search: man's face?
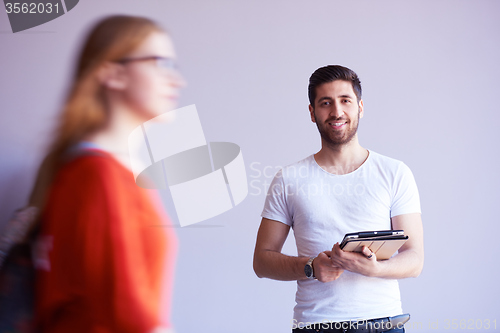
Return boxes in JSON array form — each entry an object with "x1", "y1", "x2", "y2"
[{"x1": 309, "y1": 80, "x2": 364, "y2": 147}]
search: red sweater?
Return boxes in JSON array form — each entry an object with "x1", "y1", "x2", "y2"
[{"x1": 35, "y1": 150, "x2": 177, "y2": 333}]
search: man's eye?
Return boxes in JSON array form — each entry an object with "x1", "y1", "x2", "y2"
[
  {"x1": 322, "y1": 101, "x2": 330, "y2": 106},
  {"x1": 342, "y1": 99, "x2": 350, "y2": 103}
]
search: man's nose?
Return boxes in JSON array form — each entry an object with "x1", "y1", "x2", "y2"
[{"x1": 329, "y1": 102, "x2": 344, "y2": 119}]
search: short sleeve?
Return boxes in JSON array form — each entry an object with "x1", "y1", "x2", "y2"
[
  {"x1": 390, "y1": 163, "x2": 421, "y2": 218},
  {"x1": 261, "y1": 170, "x2": 293, "y2": 226}
]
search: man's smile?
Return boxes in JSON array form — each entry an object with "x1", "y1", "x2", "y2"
[{"x1": 328, "y1": 121, "x2": 347, "y2": 129}]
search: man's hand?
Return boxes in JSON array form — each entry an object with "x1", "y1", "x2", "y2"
[
  {"x1": 254, "y1": 218, "x2": 345, "y2": 281},
  {"x1": 330, "y1": 243, "x2": 380, "y2": 277},
  {"x1": 313, "y1": 251, "x2": 344, "y2": 282},
  {"x1": 330, "y1": 213, "x2": 425, "y2": 279}
]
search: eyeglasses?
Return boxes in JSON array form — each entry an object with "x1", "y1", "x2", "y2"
[{"x1": 116, "y1": 56, "x2": 177, "y2": 70}]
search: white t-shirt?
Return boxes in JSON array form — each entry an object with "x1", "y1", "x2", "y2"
[{"x1": 261, "y1": 150, "x2": 421, "y2": 325}]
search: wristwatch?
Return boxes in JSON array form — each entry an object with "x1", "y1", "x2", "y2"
[{"x1": 304, "y1": 257, "x2": 316, "y2": 280}]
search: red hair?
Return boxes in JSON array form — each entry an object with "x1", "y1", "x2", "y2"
[{"x1": 28, "y1": 15, "x2": 164, "y2": 220}]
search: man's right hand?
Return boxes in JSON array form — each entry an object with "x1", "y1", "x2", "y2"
[
  {"x1": 254, "y1": 218, "x2": 344, "y2": 282},
  {"x1": 313, "y1": 251, "x2": 344, "y2": 282}
]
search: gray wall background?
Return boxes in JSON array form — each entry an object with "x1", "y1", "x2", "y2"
[{"x1": 1, "y1": 1, "x2": 499, "y2": 332}]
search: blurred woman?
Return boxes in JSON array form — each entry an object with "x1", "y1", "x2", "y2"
[{"x1": 29, "y1": 15, "x2": 184, "y2": 333}]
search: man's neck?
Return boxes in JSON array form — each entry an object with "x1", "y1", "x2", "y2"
[{"x1": 314, "y1": 137, "x2": 369, "y2": 175}]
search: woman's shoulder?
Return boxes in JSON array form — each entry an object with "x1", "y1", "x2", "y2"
[{"x1": 56, "y1": 150, "x2": 134, "y2": 189}]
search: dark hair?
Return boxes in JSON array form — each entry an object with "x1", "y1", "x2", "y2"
[{"x1": 308, "y1": 65, "x2": 362, "y2": 107}]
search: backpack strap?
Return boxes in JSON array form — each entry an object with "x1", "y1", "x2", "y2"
[
  {"x1": 0, "y1": 207, "x2": 38, "y2": 268},
  {"x1": 0, "y1": 143, "x2": 108, "y2": 268}
]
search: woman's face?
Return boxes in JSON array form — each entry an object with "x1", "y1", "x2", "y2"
[{"x1": 119, "y1": 31, "x2": 184, "y2": 121}]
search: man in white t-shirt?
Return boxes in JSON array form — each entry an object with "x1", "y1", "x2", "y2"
[{"x1": 253, "y1": 65, "x2": 423, "y2": 333}]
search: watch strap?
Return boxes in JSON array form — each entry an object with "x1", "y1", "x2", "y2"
[{"x1": 305, "y1": 256, "x2": 316, "y2": 280}]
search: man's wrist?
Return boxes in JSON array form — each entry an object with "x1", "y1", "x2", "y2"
[
  {"x1": 366, "y1": 258, "x2": 383, "y2": 277},
  {"x1": 304, "y1": 256, "x2": 316, "y2": 279}
]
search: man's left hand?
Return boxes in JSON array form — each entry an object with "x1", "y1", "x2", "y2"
[{"x1": 330, "y1": 243, "x2": 380, "y2": 277}]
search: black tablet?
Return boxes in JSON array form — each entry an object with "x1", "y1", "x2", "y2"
[{"x1": 339, "y1": 230, "x2": 408, "y2": 260}]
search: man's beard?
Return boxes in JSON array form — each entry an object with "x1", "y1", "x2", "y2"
[{"x1": 314, "y1": 109, "x2": 361, "y2": 147}]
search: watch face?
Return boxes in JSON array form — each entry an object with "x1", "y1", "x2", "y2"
[{"x1": 304, "y1": 264, "x2": 313, "y2": 278}]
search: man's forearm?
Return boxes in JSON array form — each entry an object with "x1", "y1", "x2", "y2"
[
  {"x1": 253, "y1": 249, "x2": 309, "y2": 281},
  {"x1": 372, "y1": 213, "x2": 424, "y2": 279},
  {"x1": 372, "y1": 249, "x2": 423, "y2": 279}
]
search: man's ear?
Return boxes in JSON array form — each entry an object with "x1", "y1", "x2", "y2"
[
  {"x1": 309, "y1": 104, "x2": 316, "y2": 123},
  {"x1": 358, "y1": 99, "x2": 364, "y2": 119},
  {"x1": 96, "y1": 62, "x2": 127, "y2": 90}
]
